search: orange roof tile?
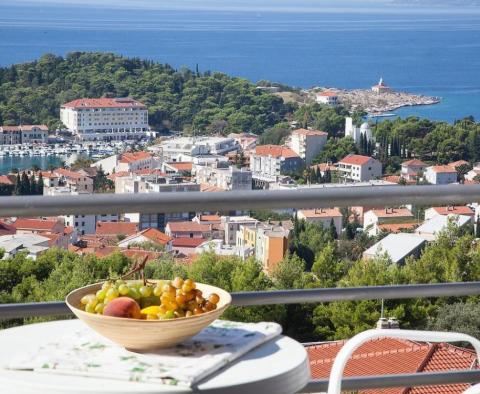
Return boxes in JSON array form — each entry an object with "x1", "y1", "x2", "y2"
[
  {"x1": 13, "y1": 218, "x2": 61, "y2": 232},
  {"x1": 0, "y1": 175, "x2": 13, "y2": 185},
  {"x1": 1, "y1": 124, "x2": 48, "y2": 132},
  {"x1": 378, "y1": 222, "x2": 419, "y2": 233},
  {"x1": 292, "y1": 128, "x2": 328, "y2": 137},
  {"x1": 197, "y1": 214, "x2": 222, "y2": 223},
  {"x1": 310, "y1": 163, "x2": 335, "y2": 172},
  {"x1": 402, "y1": 159, "x2": 427, "y2": 167},
  {"x1": 316, "y1": 90, "x2": 338, "y2": 97},
  {"x1": 0, "y1": 220, "x2": 16, "y2": 236},
  {"x1": 339, "y1": 154, "x2": 375, "y2": 166},
  {"x1": 107, "y1": 171, "x2": 130, "y2": 180},
  {"x1": 166, "y1": 162, "x2": 193, "y2": 172},
  {"x1": 139, "y1": 228, "x2": 172, "y2": 245},
  {"x1": 448, "y1": 160, "x2": 469, "y2": 168},
  {"x1": 431, "y1": 206, "x2": 474, "y2": 216},
  {"x1": 119, "y1": 151, "x2": 152, "y2": 164},
  {"x1": 96, "y1": 221, "x2": 138, "y2": 236},
  {"x1": 62, "y1": 98, "x2": 145, "y2": 109},
  {"x1": 429, "y1": 165, "x2": 457, "y2": 174},
  {"x1": 166, "y1": 222, "x2": 211, "y2": 233},
  {"x1": 255, "y1": 145, "x2": 300, "y2": 159},
  {"x1": 172, "y1": 237, "x2": 206, "y2": 248},
  {"x1": 306, "y1": 338, "x2": 477, "y2": 394},
  {"x1": 370, "y1": 208, "x2": 414, "y2": 218},
  {"x1": 54, "y1": 168, "x2": 85, "y2": 180},
  {"x1": 299, "y1": 208, "x2": 343, "y2": 218},
  {"x1": 200, "y1": 184, "x2": 225, "y2": 192}
]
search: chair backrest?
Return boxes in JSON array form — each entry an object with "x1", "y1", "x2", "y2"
[{"x1": 327, "y1": 329, "x2": 480, "y2": 394}]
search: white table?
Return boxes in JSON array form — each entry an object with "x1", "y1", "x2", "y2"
[{"x1": 0, "y1": 320, "x2": 310, "y2": 394}]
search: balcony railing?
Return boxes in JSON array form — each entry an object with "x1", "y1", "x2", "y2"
[{"x1": 2, "y1": 184, "x2": 480, "y2": 392}]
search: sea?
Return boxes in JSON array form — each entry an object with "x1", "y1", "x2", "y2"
[{"x1": 1, "y1": 2, "x2": 480, "y2": 122}]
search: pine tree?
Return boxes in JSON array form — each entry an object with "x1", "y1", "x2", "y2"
[
  {"x1": 29, "y1": 174, "x2": 37, "y2": 195},
  {"x1": 37, "y1": 173, "x2": 44, "y2": 195},
  {"x1": 324, "y1": 169, "x2": 332, "y2": 183},
  {"x1": 329, "y1": 218, "x2": 338, "y2": 240},
  {"x1": 476, "y1": 216, "x2": 480, "y2": 239},
  {"x1": 14, "y1": 173, "x2": 21, "y2": 195},
  {"x1": 20, "y1": 171, "x2": 30, "y2": 195},
  {"x1": 315, "y1": 167, "x2": 321, "y2": 183}
]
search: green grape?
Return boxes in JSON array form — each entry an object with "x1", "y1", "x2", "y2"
[
  {"x1": 164, "y1": 310, "x2": 175, "y2": 319},
  {"x1": 128, "y1": 287, "x2": 140, "y2": 300},
  {"x1": 81, "y1": 294, "x2": 96, "y2": 305},
  {"x1": 96, "y1": 289, "x2": 106, "y2": 301},
  {"x1": 153, "y1": 286, "x2": 162, "y2": 297},
  {"x1": 118, "y1": 284, "x2": 130, "y2": 296},
  {"x1": 115, "y1": 279, "x2": 125, "y2": 286},
  {"x1": 106, "y1": 288, "x2": 119, "y2": 301},
  {"x1": 139, "y1": 286, "x2": 152, "y2": 297},
  {"x1": 95, "y1": 303, "x2": 105, "y2": 314},
  {"x1": 101, "y1": 281, "x2": 112, "y2": 290},
  {"x1": 85, "y1": 302, "x2": 96, "y2": 313}
]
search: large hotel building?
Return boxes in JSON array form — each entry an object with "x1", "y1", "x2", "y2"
[{"x1": 60, "y1": 98, "x2": 149, "y2": 141}]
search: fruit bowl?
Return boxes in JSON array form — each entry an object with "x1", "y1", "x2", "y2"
[{"x1": 66, "y1": 280, "x2": 232, "y2": 350}]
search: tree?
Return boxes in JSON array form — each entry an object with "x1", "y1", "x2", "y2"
[
  {"x1": 37, "y1": 173, "x2": 44, "y2": 195},
  {"x1": 29, "y1": 174, "x2": 37, "y2": 195},
  {"x1": 20, "y1": 171, "x2": 30, "y2": 195},
  {"x1": 329, "y1": 218, "x2": 338, "y2": 240},
  {"x1": 311, "y1": 243, "x2": 344, "y2": 287},
  {"x1": 428, "y1": 302, "x2": 480, "y2": 339}
]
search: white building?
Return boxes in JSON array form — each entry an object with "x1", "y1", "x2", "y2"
[
  {"x1": 363, "y1": 233, "x2": 426, "y2": 264},
  {"x1": 315, "y1": 91, "x2": 339, "y2": 106},
  {"x1": 222, "y1": 216, "x2": 258, "y2": 245},
  {"x1": 60, "y1": 98, "x2": 149, "y2": 141},
  {"x1": 0, "y1": 125, "x2": 48, "y2": 145},
  {"x1": 401, "y1": 159, "x2": 427, "y2": 182},
  {"x1": 424, "y1": 165, "x2": 457, "y2": 185},
  {"x1": 154, "y1": 136, "x2": 239, "y2": 162},
  {"x1": 288, "y1": 128, "x2": 328, "y2": 166},
  {"x1": 415, "y1": 214, "x2": 472, "y2": 241},
  {"x1": 345, "y1": 117, "x2": 372, "y2": 145},
  {"x1": 363, "y1": 207, "x2": 415, "y2": 236},
  {"x1": 424, "y1": 206, "x2": 475, "y2": 224},
  {"x1": 371, "y1": 77, "x2": 392, "y2": 94},
  {"x1": 336, "y1": 154, "x2": 382, "y2": 182},
  {"x1": 0, "y1": 234, "x2": 50, "y2": 260},
  {"x1": 250, "y1": 145, "x2": 303, "y2": 181},
  {"x1": 195, "y1": 164, "x2": 252, "y2": 191},
  {"x1": 297, "y1": 208, "x2": 343, "y2": 237}
]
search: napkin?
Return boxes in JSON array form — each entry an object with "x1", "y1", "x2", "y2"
[{"x1": 7, "y1": 320, "x2": 282, "y2": 387}]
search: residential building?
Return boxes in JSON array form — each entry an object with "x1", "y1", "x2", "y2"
[
  {"x1": 250, "y1": 145, "x2": 303, "y2": 181},
  {"x1": 287, "y1": 128, "x2": 328, "y2": 166},
  {"x1": 117, "y1": 228, "x2": 173, "y2": 252},
  {"x1": 155, "y1": 136, "x2": 239, "y2": 162},
  {"x1": 336, "y1": 154, "x2": 382, "y2": 182},
  {"x1": 425, "y1": 165, "x2": 457, "y2": 185},
  {"x1": 415, "y1": 214, "x2": 472, "y2": 241},
  {"x1": 425, "y1": 205, "x2": 475, "y2": 223},
  {"x1": 401, "y1": 159, "x2": 427, "y2": 181},
  {"x1": 162, "y1": 162, "x2": 193, "y2": 176},
  {"x1": 448, "y1": 160, "x2": 470, "y2": 170},
  {"x1": 255, "y1": 224, "x2": 290, "y2": 273},
  {"x1": 116, "y1": 151, "x2": 157, "y2": 173},
  {"x1": 371, "y1": 77, "x2": 392, "y2": 93},
  {"x1": 0, "y1": 234, "x2": 50, "y2": 260},
  {"x1": 363, "y1": 207, "x2": 415, "y2": 236},
  {"x1": 165, "y1": 221, "x2": 212, "y2": 239},
  {"x1": 96, "y1": 221, "x2": 139, "y2": 239},
  {"x1": 315, "y1": 90, "x2": 338, "y2": 106},
  {"x1": 465, "y1": 162, "x2": 480, "y2": 181},
  {"x1": 194, "y1": 239, "x2": 243, "y2": 257},
  {"x1": 222, "y1": 216, "x2": 258, "y2": 246},
  {"x1": 297, "y1": 208, "x2": 343, "y2": 237},
  {"x1": 13, "y1": 218, "x2": 65, "y2": 235},
  {"x1": 195, "y1": 164, "x2": 252, "y2": 191},
  {"x1": 50, "y1": 168, "x2": 94, "y2": 194},
  {"x1": 0, "y1": 125, "x2": 48, "y2": 145},
  {"x1": 306, "y1": 336, "x2": 478, "y2": 394},
  {"x1": 228, "y1": 132, "x2": 258, "y2": 151},
  {"x1": 344, "y1": 117, "x2": 372, "y2": 144},
  {"x1": 60, "y1": 98, "x2": 149, "y2": 141},
  {"x1": 363, "y1": 233, "x2": 426, "y2": 264},
  {"x1": 171, "y1": 237, "x2": 206, "y2": 256}
]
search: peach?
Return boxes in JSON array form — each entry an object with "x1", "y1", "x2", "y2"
[{"x1": 103, "y1": 297, "x2": 142, "y2": 319}]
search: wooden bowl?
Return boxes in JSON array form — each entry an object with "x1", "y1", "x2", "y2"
[{"x1": 66, "y1": 280, "x2": 232, "y2": 350}]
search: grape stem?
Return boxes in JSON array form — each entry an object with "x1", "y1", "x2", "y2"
[{"x1": 119, "y1": 255, "x2": 156, "y2": 285}]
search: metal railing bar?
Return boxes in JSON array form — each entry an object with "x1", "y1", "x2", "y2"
[
  {"x1": 1, "y1": 184, "x2": 480, "y2": 217},
  {"x1": 299, "y1": 370, "x2": 480, "y2": 392},
  {"x1": 1, "y1": 282, "x2": 479, "y2": 320}
]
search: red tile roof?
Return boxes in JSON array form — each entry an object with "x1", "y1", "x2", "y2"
[
  {"x1": 430, "y1": 206, "x2": 474, "y2": 216},
  {"x1": 172, "y1": 237, "x2": 206, "y2": 248},
  {"x1": 255, "y1": 145, "x2": 300, "y2": 159},
  {"x1": 339, "y1": 154, "x2": 375, "y2": 166},
  {"x1": 370, "y1": 208, "x2": 414, "y2": 218},
  {"x1": 96, "y1": 221, "x2": 138, "y2": 236},
  {"x1": 197, "y1": 214, "x2": 222, "y2": 223},
  {"x1": 0, "y1": 220, "x2": 16, "y2": 236},
  {"x1": 107, "y1": 171, "x2": 130, "y2": 181},
  {"x1": 13, "y1": 218, "x2": 61, "y2": 232},
  {"x1": 1, "y1": 125, "x2": 48, "y2": 132},
  {"x1": 378, "y1": 222, "x2": 419, "y2": 233},
  {"x1": 200, "y1": 184, "x2": 225, "y2": 192},
  {"x1": 0, "y1": 175, "x2": 13, "y2": 185},
  {"x1": 292, "y1": 128, "x2": 328, "y2": 137},
  {"x1": 139, "y1": 228, "x2": 172, "y2": 245},
  {"x1": 166, "y1": 162, "x2": 193, "y2": 172},
  {"x1": 54, "y1": 168, "x2": 85, "y2": 180},
  {"x1": 402, "y1": 159, "x2": 427, "y2": 167},
  {"x1": 448, "y1": 160, "x2": 469, "y2": 169},
  {"x1": 299, "y1": 208, "x2": 343, "y2": 218},
  {"x1": 119, "y1": 151, "x2": 152, "y2": 164},
  {"x1": 62, "y1": 98, "x2": 146, "y2": 109},
  {"x1": 306, "y1": 338, "x2": 477, "y2": 394},
  {"x1": 310, "y1": 163, "x2": 335, "y2": 172},
  {"x1": 316, "y1": 90, "x2": 338, "y2": 97},
  {"x1": 166, "y1": 222, "x2": 211, "y2": 233},
  {"x1": 429, "y1": 165, "x2": 457, "y2": 174}
]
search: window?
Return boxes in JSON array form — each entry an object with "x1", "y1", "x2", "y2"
[{"x1": 190, "y1": 232, "x2": 194, "y2": 238}]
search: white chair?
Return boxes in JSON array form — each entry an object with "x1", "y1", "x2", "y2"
[{"x1": 327, "y1": 329, "x2": 480, "y2": 394}]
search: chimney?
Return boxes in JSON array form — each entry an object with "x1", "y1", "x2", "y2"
[
  {"x1": 387, "y1": 317, "x2": 400, "y2": 329},
  {"x1": 376, "y1": 317, "x2": 389, "y2": 329}
]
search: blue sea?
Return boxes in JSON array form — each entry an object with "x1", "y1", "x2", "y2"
[{"x1": 1, "y1": 1, "x2": 480, "y2": 122}]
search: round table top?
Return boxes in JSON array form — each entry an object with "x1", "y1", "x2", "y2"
[{"x1": 0, "y1": 319, "x2": 310, "y2": 394}]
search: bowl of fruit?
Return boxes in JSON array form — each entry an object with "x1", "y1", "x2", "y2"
[{"x1": 66, "y1": 276, "x2": 231, "y2": 350}]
